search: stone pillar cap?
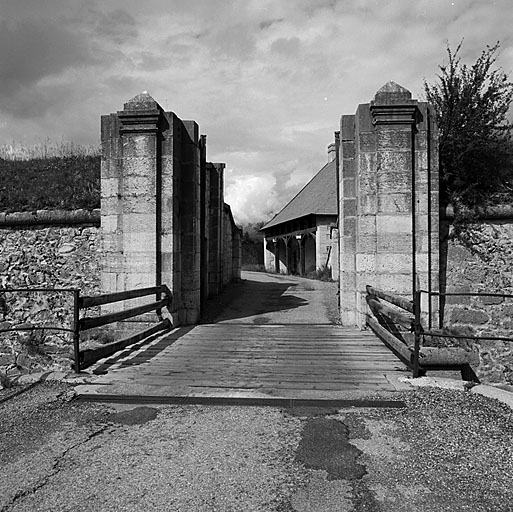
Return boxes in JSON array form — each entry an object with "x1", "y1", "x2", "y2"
[
  {"x1": 373, "y1": 81, "x2": 413, "y2": 104},
  {"x1": 118, "y1": 92, "x2": 165, "y2": 133},
  {"x1": 123, "y1": 91, "x2": 161, "y2": 111}
]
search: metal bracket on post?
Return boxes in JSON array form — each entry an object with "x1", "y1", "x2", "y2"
[{"x1": 73, "y1": 289, "x2": 81, "y2": 373}]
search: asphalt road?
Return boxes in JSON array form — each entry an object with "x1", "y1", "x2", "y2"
[{"x1": 1, "y1": 381, "x2": 513, "y2": 512}]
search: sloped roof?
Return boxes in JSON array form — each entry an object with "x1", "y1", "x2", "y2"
[{"x1": 262, "y1": 159, "x2": 337, "y2": 230}]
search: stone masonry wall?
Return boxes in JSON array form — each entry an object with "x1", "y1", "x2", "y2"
[
  {"x1": 0, "y1": 216, "x2": 102, "y2": 380},
  {"x1": 438, "y1": 219, "x2": 513, "y2": 384}
]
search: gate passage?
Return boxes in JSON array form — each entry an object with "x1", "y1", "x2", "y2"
[{"x1": 75, "y1": 272, "x2": 408, "y2": 404}]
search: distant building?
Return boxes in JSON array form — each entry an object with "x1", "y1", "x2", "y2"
[{"x1": 261, "y1": 144, "x2": 339, "y2": 279}]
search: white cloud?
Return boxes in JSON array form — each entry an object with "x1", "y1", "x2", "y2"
[{"x1": 1, "y1": 0, "x2": 512, "y2": 223}]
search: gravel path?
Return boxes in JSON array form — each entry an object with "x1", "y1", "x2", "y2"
[
  {"x1": 2, "y1": 382, "x2": 513, "y2": 511},
  {"x1": 201, "y1": 271, "x2": 340, "y2": 325}
]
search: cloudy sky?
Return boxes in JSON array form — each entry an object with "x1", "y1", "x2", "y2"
[{"x1": 1, "y1": 0, "x2": 512, "y2": 224}]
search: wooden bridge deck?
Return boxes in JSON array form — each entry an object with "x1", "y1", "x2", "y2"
[{"x1": 76, "y1": 323, "x2": 410, "y2": 403}]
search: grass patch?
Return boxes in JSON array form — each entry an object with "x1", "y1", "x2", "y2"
[
  {"x1": 241, "y1": 264, "x2": 266, "y2": 272},
  {"x1": 0, "y1": 154, "x2": 100, "y2": 213},
  {"x1": 306, "y1": 265, "x2": 333, "y2": 282}
]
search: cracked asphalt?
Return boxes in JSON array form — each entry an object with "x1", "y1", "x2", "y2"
[{"x1": 2, "y1": 382, "x2": 513, "y2": 511}]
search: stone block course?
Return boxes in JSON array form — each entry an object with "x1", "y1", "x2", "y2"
[
  {"x1": 377, "y1": 129, "x2": 412, "y2": 150},
  {"x1": 377, "y1": 193, "x2": 411, "y2": 213},
  {"x1": 376, "y1": 214, "x2": 411, "y2": 233}
]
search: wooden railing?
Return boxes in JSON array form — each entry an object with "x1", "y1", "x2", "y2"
[
  {"x1": 74, "y1": 285, "x2": 172, "y2": 372},
  {"x1": 365, "y1": 285, "x2": 480, "y2": 381}
]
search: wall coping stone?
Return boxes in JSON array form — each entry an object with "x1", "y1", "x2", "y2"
[
  {"x1": 0, "y1": 209, "x2": 100, "y2": 227},
  {"x1": 442, "y1": 204, "x2": 513, "y2": 221}
]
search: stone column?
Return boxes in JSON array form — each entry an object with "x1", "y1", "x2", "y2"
[
  {"x1": 264, "y1": 238, "x2": 276, "y2": 272},
  {"x1": 180, "y1": 121, "x2": 201, "y2": 324},
  {"x1": 297, "y1": 236, "x2": 304, "y2": 276},
  {"x1": 315, "y1": 222, "x2": 332, "y2": 270},
  {"x1": 285, "y1": 239, "x2": 290, "y2": 275},
  {"x1": 338, "y1": 82, "x2": 439, "y2": 327},
  {"x1": 275, "y1": 240, "x2": 281, "y2": 273},
  {"x1": 232, "y1": 225, "x2": 241, "y2": 281},
  {"x1": 101, "y1": 93, "x2": 165, "y2": 333},
  {"x1": 339, "y1": 114, "x2": 358, "y2": 324},
  {"x1": 330, "y1": 228, "x2": 339, "y2": 280},
  {"x1": 208, "y1": 163, "x2": 224, "y2": 297},
  {"x1": 101, "y1": 92, "x2": 211, "y2": 327}
]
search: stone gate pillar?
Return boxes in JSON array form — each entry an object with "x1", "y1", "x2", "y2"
[
  {"x1": 101, "y1": 93, "x2": 165, "y2": 310},
  {"x1": 101, "y1": 92, "x2": 203, "y2": 326},
  {"x1": 339, "y1": 82, "x2": 439, "y2": 327}
]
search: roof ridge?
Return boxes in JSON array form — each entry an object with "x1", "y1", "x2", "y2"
[{"x1": 262, "y1": 160, "x2": 337, "y2": 230}]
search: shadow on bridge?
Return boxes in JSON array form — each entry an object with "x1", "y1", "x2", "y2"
[
  {"x1": 200, "y1": 277, "x2": 308, "y2": 324},
  {"x1": 81, "y1": 272, "x2": 408, "y2": 403}
]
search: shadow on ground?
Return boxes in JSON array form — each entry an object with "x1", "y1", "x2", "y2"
[{"x1": 200, "y1": 277, "x2": 308, "y2": 324}]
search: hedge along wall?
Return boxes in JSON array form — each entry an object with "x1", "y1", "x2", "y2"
[
  {"x1": 0, "y1": 210, "x2": 102, "y2": 377},
  {"x1": 439, "y1": 206, "x2": 513, "y2": 385}
]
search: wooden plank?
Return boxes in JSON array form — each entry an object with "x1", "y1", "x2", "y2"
[
  {"x1": 366, "y1": 285, "x2": 414, "y2": 313},
  {"x1": 151, "y1": 349, "x2": 396, "y2": 357},
  {"x1": 80, "y1": 299, "x2": 168, "y2": 331},
  {"x1": 112, "y1": 372, "x2": 393, "y2": 383},
  {"x1": 80, "y1": 286, "x2": 165, "y2": 308},
  {"x1": 366, "y1": 297, "x2": 414, "y2": 329},
  {"x1": 117, "y1": 368, "x2": 395, "y2": 377},
  {"x1": 103, "y1": 373, "x2": 394, "y2": 383},
  {"x1": 113, "y1": 356, "x2": 399, "y2": 366},
  {"x1": 127, "y1": 354, "x2": 398, "y2": 362},
  {"x1": 166, "y1": 339, "x2": 387, "y2": 345},
  {"x1": 79, "y1": 318, "x2": 408, "y2": 398},
  {"x1": 366, "y1": 314, "x2": 413, "y2": 367},
  {"x1": 101, "y1": 372, "x2": 396, "y2": 381},
  {"x1": 152, "y1": 360, "x2": 400, "y2": 366},
  {"x1": 134, "y1": 359, "x2": 399, "y2": 368},
  {"x1": 129, "y1": 380, "x2": 392, "y2": 391},
  {"x1": 117, "y1": 372, "x2": 397, "y2": 382}
]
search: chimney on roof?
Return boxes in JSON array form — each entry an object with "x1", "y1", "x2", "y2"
[{"x1": 328, "y1": 142, "x2": 336, "y2": 163}]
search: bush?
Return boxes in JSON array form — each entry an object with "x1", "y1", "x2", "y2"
[
  {"x1": 306, "y1": 265, "x2": 333, "y2": 282},
  {"x1": 424, "y1": 42, "x2": 513, "y2": 216}
]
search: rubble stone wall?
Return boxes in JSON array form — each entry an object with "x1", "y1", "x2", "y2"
[
  {"x1": 439, "y1": 218, "x2": 513, "y2": 384},
  {"x1": 0, "y1": 214, "x2": 102, "y2": 377}
]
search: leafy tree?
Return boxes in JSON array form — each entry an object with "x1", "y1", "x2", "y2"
[{"x1": 424, "y1": 42, "x2": 513, "y2": 211}]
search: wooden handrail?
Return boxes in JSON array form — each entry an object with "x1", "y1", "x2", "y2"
[
  {"x1": 79, "y1": 286, "x2": 165, "y2": 309},
  {"x1": 79, "y1": 298, "x2": 169, "y2": 331},
  {"x1": 366, "y1": 296, "x2": 414, "y2": 330},
  {"x1": 366, "y1": 285, "x2": 414, "y2": 313}
]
